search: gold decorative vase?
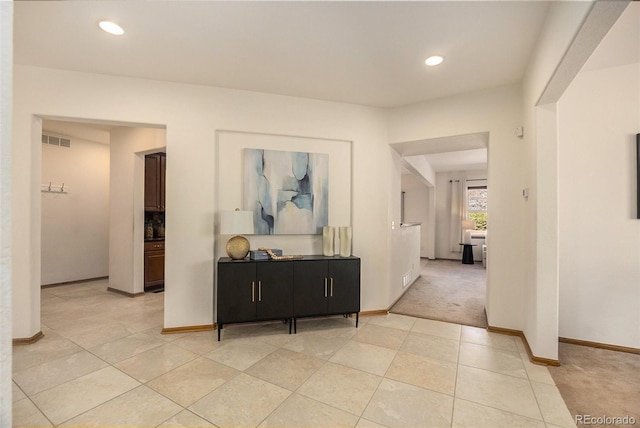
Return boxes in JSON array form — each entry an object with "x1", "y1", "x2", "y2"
[{"x1": 226, "y1": 235, "x2": 250, "y2": 260}]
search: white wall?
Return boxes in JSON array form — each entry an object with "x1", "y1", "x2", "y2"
[
  {"x1": 521, "y1": 0, "x2": 602, "y2": 360},
  {"x1": 401, "y1": 173, "x2": 433, "y2": 259},
  {"x1": 389, "y1": 223, "x2": 421, "y2": 306},
  {"x1": 215, "y1": 131, "x2": 352, "y2": 258},
  {"x1": 388, "y1": 149, "x2": 421, "y2": 305},
  {"x1": 403, "y1": 155, "x2": 436, "y2": 186},
  {"x1": 557, "y1": 4, "x2": 640, "y2": 348},
  {"x1": 388, "y1": 84, "x2": 526, "y2": 332},
  {"x1": 12, "y1": 65, "x2": 391, "y2": 337},
  {"x1": 41, "y1": 129, "x2": 109, "y2": 285},
  {"x1": 11, "y1": 106, "x2": 42, "y2": 340},
  {"x1": 109, "y1": 127, "x2": 165, "y2": 295},
  {"x1": 1, "y1": 0, "x2": 13, "y2": 421}
]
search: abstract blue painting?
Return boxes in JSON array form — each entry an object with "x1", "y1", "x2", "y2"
[{"x1": 244, "y1": 148, "x2": 328, "y2": 234}]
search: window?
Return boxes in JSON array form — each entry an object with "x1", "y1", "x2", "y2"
[{"x1": 467, "y1": 184, "x2": 487, "y2": 230}]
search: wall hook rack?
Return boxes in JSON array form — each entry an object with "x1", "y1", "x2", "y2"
[{"x1": 41, "y1": 182, "x2": 68, "y2": 194}]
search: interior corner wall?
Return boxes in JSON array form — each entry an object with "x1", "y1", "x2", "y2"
[
  {"x1": 533, "y1": 103, "x2": 560, "y2": 357},
  {"x1": 558, "y1": 60, "x2": 640, "y2": 348},
  {"x1": 109, "y1": 127, "x2": 165, "y2": 295},
  {"x1": 12, "y1": 65, "x2": 391, "y2": 334},
  {"x1": 11, "y1": 108, "x2": 42, "y2": 340},
  {"x1": 520, "y1": 0, "x2": 593, "y2": 360},
  {"x1": 387, "y1": 84, "x2": 526, "y2": 331},
  {"x1": 41, "y1": 134, "x2": 109, "y2": 285}
]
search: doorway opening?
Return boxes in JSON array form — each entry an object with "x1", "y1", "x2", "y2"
[
  {"x1": 389, "y1": 132, "x2": 489, "y2": 328},
  {"x1": 143, "y1": 151, "x2": 166, "y2": 293},
  {"x1": 40, "y1": 118, "x2": 167, "y2": 341},
  {"x1": 40, "y1": 120, "x2": 111, "y2": 289}
]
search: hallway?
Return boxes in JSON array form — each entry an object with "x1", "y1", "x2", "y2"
[{"x1": 391, "y1": 259, "x2": 487, "y2": 328}]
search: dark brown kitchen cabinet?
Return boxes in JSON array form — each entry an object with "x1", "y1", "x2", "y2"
[
  {"x1": 216, "y1": 255, "x2": 360, "y2": 340},
  {"x1": 144, "y1": 153, "x2": 166, "y2": 212},
  {"x1": 144, "y1": 240, "x2": 164, "y2": 291},
  {"x1": 217, "y1": 260, "x2": 294, "y2": 340}
]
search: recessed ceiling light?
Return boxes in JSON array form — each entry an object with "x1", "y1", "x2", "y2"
[
  {"x1": 98, "y1": 21, "x2": 125, "y2": 36},
  {"x1": 425, "y1": 56, "x2": 444, "y2": 66}
]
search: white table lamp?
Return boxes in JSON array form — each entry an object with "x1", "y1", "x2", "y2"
[
  {"x1": 220, "y1": 209, "x2": 254, "y2": 260},
  {"x1": 461, "y1": 219, "x2": 475, "y2": 244}
]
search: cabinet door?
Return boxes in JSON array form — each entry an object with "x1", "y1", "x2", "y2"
[
  {"x1": 144, "y1": 250, "x2": 165, "y2": 288},
  {"x1": 217, "y1": 262, "x2": 256, "y2": 324},
  {"x1": 144, "y1": 155, "x2": 161, "y2": 211},
  {"x1": 293, "y1": 260, "x2": 328, "y2": 317},
  {"x1": 328, "y1": 259, "x2": 361, "y2": 314},
  {"x1": 256, "y1": 262, "x2": 293, "y2": 320},
  {"x1": 159, "y1": 154, "x2": 166, "y2": 211}
]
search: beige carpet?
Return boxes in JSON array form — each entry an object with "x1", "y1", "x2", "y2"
[
  {"x1": 390, "y1": 259, "x2": 487, "y2": 328},
  {"x1": 549, "y1": 342, "x2": 640, "y2": 427}
]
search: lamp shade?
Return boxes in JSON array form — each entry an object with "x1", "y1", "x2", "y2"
[
  {"x1": 461, "y1": 219, "x2": 475, "y2": 230},
  {"x1": 220, "y1": 210, "x2": 254, "y2": 235}
]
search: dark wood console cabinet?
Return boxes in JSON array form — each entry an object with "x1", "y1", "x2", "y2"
[
  {"x1": 217, "y1": 255, "x2": 360, "y2": 340},
  {"x1": 217, "y1": 260, "x2": 294, "y2": 332},
  {"x1": 293, "y1": 258, "x2": 361, "y2": 331}
]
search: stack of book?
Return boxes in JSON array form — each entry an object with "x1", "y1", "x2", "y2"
[{"x1": 249, "y1": 249, "x2": 282, "y2": 260}]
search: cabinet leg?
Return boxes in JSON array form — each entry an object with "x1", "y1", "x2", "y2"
[
  {"x1": 217, "y1": 324, "x2": 222, "y2": 341},
  {"x1": 294, "y1": 318, "x2": 297, "y2": 334},
  {"x1": 356, "y1": 313, "x2": 359, "y2": 328}
]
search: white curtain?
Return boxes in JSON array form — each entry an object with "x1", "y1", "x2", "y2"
[{"x1": 449, "y1": 179, "x2": 465, "y2": 252}]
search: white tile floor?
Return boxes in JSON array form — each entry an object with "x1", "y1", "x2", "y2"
[{"x1": 13, "y1": 279, "x2": 577, "y2": 427}]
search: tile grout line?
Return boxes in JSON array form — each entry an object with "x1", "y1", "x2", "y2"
[
  {"x1": 450, "y1": 323, "x2": 463, "y2": 427},
  {"x1": 18, "y1": 281, "x2": 575, "y2": 427},
  {"x1": 72, "y1": 329, "x2": 199, "y2": 425},
  {"x1": 25, "y1": 285, "x2": 196, "y2": 426},
  {"x1": 12, "y1": 380, "x2": 56, "y2": 428}
]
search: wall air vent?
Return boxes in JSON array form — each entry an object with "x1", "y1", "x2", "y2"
[{"x1": 42, "y1": 133, "x2": 71, "y2": 148}]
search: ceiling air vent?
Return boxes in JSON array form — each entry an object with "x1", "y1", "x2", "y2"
[{"x1": 42, "y1": 133, "x2": 71, "y2": 148}]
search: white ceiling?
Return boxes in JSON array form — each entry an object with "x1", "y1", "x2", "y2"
[
  {"x1": 42, "y1": 120, "x2": 118, "y2": 145},
  {"x1": 14, "y1": 0, "x2": 552, "y2": 109},
  {"x1": 16, "y1": 2, "x2": 635, "y2": 176}
]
